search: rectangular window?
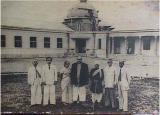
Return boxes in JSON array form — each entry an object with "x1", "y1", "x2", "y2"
[
  {"x1": 114, "y1": 37, "x2": 124, "y2": 54},
  {"x1": 1, "y1": 35, "x2": 6, "y2": 47},
  {"x1": 127, "y1": 37, "x2": 137, "y2": 54},
  {"x1": 44, "y1": 37, "x2": 50, "y2": 48},
  {"x1": 57, "y1": 38, "x2": 63, "y2": 48},
  {"x1": 15, "y1": 36, "x2": 22, "y2": 47},
  {"x1": 98, "y1": 39, "x2": 101, "y2": 49},
  {"x1": 142, "y1": 36, "x2": 152, "y2": 50},
  {"x1": 30, "y1": 37, "x2": 37, "y2": 48}
]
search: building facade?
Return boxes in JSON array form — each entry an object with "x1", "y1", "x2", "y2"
[{"x1": 1, "y1": 0, "x2": 159, "y2": 59}]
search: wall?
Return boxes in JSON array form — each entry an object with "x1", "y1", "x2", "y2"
[{"x1": 1, "y1": 29, "x2": 68, "y2": 58}]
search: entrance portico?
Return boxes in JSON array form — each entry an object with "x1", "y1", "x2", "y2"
[{"x1": 75, "y1": 39, "x2": 87, "y2": 53}]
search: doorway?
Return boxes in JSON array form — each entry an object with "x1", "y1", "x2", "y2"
[
  {"x1": 75, "y1": 39, "x2": 86, "y2": 53},
  {"x1": 127, "y1": 39, "x2": 135, "y2": 54}
]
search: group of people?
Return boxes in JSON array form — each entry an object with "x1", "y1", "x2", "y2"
[{"x1": 28, "y1": 56, "x2": 130, "y2": 112}]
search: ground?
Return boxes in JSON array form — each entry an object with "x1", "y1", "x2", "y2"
[{"x1": 1, "y1": 74, "x2": 159, "y2": 114}]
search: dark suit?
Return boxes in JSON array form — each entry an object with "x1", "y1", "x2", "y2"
[
  {"x1": 70, "y1": 62, "x2": 89, "y2": 102},
  {"x1": 70, "y1": 62, "x2": 89, "y2": 87}
]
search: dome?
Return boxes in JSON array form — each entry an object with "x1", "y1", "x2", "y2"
[{"x1": 67, "y1": 0, "x2": 98, "y2": 18}]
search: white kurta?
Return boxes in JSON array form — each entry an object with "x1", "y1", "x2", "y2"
[
  {"x1": 117, "y1": 67, "x2": 130, "y2": 111},
  {"x1": 60, "y1": 67, "x2": 73, "y2": 103},
  {"x1": 104, "y1": 66, "x2": 117, "y2": 88},
  {"x1": 28, "y1": 66, "x2": 42, "y2": 105},
  {"x1": 42, "y1": 64, "x2": 57, "y2": 105}
]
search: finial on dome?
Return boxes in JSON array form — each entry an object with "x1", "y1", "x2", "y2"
[{"x1": 80, "y1": 0, "x2": 87, "y2": 3}]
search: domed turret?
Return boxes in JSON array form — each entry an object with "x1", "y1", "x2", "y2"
[{"x1": 63, "y1": 0, "x2": 100, "y2": 31}]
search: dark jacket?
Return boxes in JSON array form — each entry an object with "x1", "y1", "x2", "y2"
[
  {"x1": 70, "y1": 62, "x2": 89, "y2": 87},
  {"x1": 90, "y1": 68, "x2": 104, "y2": 94}
]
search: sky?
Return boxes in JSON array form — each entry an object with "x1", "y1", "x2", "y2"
[{"x1": 1, "y1": 0, "x2": 159, "y2": 30}]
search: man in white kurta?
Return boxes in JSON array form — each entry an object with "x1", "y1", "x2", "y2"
[
  {"x1": 42, "y1": 57, "x2": 57, "y2": 105},
  {"x1": 117, "y1": 61, "x2": 130, "y2": 111},
  {"x1": 60, "y1": 60, "x2": 73, "y2": 104},
  {"x1": 103, "y1": 59, "x2": 117, "y2": 109},
  {"x1": 28, "y1": 59, "x2": 42, "y2": 105}
]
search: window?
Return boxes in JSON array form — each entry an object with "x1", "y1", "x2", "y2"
[
  {"x1": 142, "y1": 36, "x2": 152, "y2": 50},
  {"x1": 127, "y1": 37, "x2": 137, "y2": 54},
  {"x1": 98, "y1": 39, "x2": 101, "y2": 49},
  {"x1": 1, "y1": 35, "x2": 6, "y2": 47},
  {"x1": 15, "y1": 36, "x2": 22, "y2": 47},
  {"x1": 77, "y1": 23, "x2": 81, "y2": 31},
  {"x1": 57, "y1": 38, "x2": 63, "y2": 48},
  {"x1": 44, "y1": 37, "x2": 50, "y2": 48},
  {"x1": 114, "y1": 37, "x2": 124, "y2": 54},
  {"x1": 30, "y1": 37, "x2": 37, "y2": 48}
]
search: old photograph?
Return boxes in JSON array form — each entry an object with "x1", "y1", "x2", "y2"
[{"x1": 1, "y1": 0, "x2": 159, "y2": 114}]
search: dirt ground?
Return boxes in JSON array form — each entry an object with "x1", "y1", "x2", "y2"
[{"x1": 1, "y1": 75, "x2": 159, "y2": 114}]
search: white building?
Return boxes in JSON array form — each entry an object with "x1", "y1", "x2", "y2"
[{"x1": 1, "y1": 0, "x2": 159, "y2": 75}]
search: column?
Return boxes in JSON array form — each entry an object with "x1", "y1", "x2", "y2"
[
  {"x1": 124, "y1": 37, "x2": 127, "y2": 54},
  {"x1": 67, "y1": 33, "x2": 70, "y2": 53},
  {"x1": 139, "y1": 37, "x2": 142, "y2": 55},
  {"x1": 93, "y1": 33, "x2": 96, "y2": 54},
  {"x1": 155, "y1": 36, "x2": 158, "y2": 56},
  {"x1": 106, "y1": 33, "x2": 109, "y2": 57},
  {"x1": 112, "y1": 37, "x2": 114, "y2": 54}
]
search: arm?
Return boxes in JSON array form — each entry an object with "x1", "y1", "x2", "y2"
[
  {"x1": 70, "y1": 64, "x2": 74, "y2": 84},
  {"x1": 86, "y1": 64, "x2": 89, "y2": 84},
  {"x1": 101, "y1": 69, "x2": 104, "y2": 81},
  {"x1": 28, "y1": 68, "x2": 33, "y2": 85},
  {"x1": 54, "y1": 66, "x2": 58, "y2": 85},
  {"x1": 126, "y1": 71, "x2": 130, "y2": 85},
  {"x1": 114, "y1": 69, "x2": 118, "y2": 85},
  {"x1": 41, "y1": 66, "x2": 46, "y2": 85}
]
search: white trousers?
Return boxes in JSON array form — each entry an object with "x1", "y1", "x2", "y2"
[
  {"x1": 73, "y1": 85, "x2": 86, "y2": 102},
  {"x1": 61, "y1": 84, "x2": 73, "y2": 103},
  {"x1": 118, "y1": 84, "x2": 128, "y2": 111},
  {"x1": 43, "y1": 85, "x2": 56, "y2": 105},
  {"x1": 92, "y1": 93, "x2": 102, "y2": 103},
  {"x1": 31, "y1": 80, "x2": 42, "y2": 105}
]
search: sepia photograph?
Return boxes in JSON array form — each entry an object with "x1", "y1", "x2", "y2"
[{"x1": 1, "y1": 0, "x2": 159, "y2": 114}]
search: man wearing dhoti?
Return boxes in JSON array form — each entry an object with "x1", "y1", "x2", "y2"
[
  {"x1": 28, "y1": 59, "x2": 42, "y2": 106},
  {"x1": 90, "y1": 61, "x2": 104, "y2": 109},
  {"x1": 60, "y1": 60, "x2": 73, "y2": 105},
  {"x1": 70, "y1": 56, "x2": 89, "y2": 106}
]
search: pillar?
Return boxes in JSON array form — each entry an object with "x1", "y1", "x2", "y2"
[
  {"x1": 67, "y1": 33, "x2": 70, "y2": 53},
  {"x1": 106, "y1": 33, "x2": 109, "y2": 57},
  {"x1": 124, "y1": 37, "x2": 127, "y2": 54},
  {"x1": 139, "y1": 37, "x2": 142, "y2": 55},
  {"x1": 112, "y1": 37, "x2": 114, "y2": 54},
  {"x1": 155, "y1": 36, "x2": 158, "y2": 56},
  {"x1": 93, "y1": 33, "x2": 96, "y2": 54}
]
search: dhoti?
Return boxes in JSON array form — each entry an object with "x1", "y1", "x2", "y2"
[
  {"x1": 61, "y1": 78, "x2": 73, "y2": 103},
  {"x1": 73, "y1": 85, "x2": 86, "y2": 102},
  {"x1": 31, "y1": 79, "x2": 42, "y2": 105}
]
